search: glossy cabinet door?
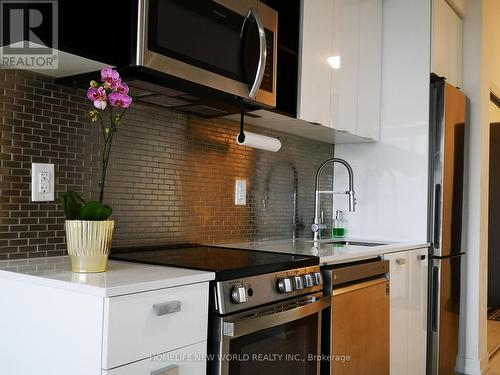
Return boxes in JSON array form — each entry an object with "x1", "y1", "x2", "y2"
[
  {"x1": 384, "y1": 248, "x2": 428, "y2": 375},
  {"x1": 355, "y1": 0, "x2": 382, "y2": 139},
  {"x1": 102, "y1": 341, "x2": 207, "y2": 375},
  {"x1": 384, "y1": 251, "x2": 410, "y2": 375},
  {"x1": 298, "y1": 0, "x2": 334, "y2": 127},
  {"x1": 432, "y1": 0, "x2": 463, "y2": 88},
  {"x1": 407, "y1": 248, "x2": 428, "y2": 374},
  {"x1": 331, "y1": 0, "x2": 382, "y2": 139},
  {"x1": 299, "y1": 0, "x2": 382, "y2": 139},
  {"x1": 330, "y1": 0, "x2": 359, "y2": 134},
  {"x1": 103, "y1": 283, "x2": 209, "y2": 369}
]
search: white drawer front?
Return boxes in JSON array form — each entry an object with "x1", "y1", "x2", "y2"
[
  {"x1": 103, "y1": 283, "x2": 209, "y2": 369},
  {"x1": 103, "y1": 341, "x2": 207, "y2": 375}
]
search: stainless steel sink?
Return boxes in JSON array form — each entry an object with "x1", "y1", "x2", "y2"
[
  {"x1": 304, "y1": 240, "x2": 388, "y2": 247},
  {"x1": 330, "y1": 241, "x2": 387, "y2": 247}
]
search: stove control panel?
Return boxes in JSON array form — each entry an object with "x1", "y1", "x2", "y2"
[
  {"x1": 277, "y1": 278, "x2": 293, "y2": 293},
  {"x1": 277, "y1": 270, "x2": 323, "y2": 293},
  {"x1": 292, "y1": 275, "x2": 304, "y2": 290},
  {"x1": 303, "y1": 274, "x2": 314, "y2": 288},
  {"x1": 313, "y1": 271, "x2": 323, "y2": 286},
  {"x1": 230, "y1": 285, "x2": 248, "y2": 304},
  {"x1": 215, "y1": 265, "x2": 323, "y2": 314}
]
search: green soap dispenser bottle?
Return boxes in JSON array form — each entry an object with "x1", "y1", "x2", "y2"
[{"x1": 332, "y1": 210, "x2": 346, "y2": 238}]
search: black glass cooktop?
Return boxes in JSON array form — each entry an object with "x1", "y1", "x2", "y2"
[{"x1": 109, "y1": 244, "x2": 318, "y2": 281}]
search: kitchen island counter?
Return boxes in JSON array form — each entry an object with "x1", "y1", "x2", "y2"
[{"x1": 0, "y1": 256, "x2": 215, "y2": 297}]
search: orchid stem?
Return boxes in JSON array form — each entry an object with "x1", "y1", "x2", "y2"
[
  {"x1": 98, "y1": 131, "x2": 114, "y2": 203},
  {"x1": 98, "y1": 107, "x2": 115, "y2": 203}
]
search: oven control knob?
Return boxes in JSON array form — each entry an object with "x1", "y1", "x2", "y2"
[
  {"x1": 313, "y1": 272, "x2": 323, "y2": 286},
  {"x1": 293, "y1": 275, "x2": 304, "y2": 290},
  {"x1": 304, "y1": 274, "x2": 314, "y2": 288},
  {"x1": 231, "y1": 285, "x2": 248, "y2": 304},
  {"x1": 277, "y1": 278, "x2": 293, "y2": 293}
]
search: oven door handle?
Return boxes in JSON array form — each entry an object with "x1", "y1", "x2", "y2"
[
  {"x1": 223, "y1": 297, "x2": 330, "y2": 339},
  {"x1": 242, "y1": 8, "x2": 266, "y2": 99}
]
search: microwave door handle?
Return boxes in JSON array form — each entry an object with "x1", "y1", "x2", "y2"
[
  {"x1": 223, "y1": 297, "x2": 330, "y2": 339},
  {"x1": 244, "y1": 8, "x2": 267, "y2": 99}
]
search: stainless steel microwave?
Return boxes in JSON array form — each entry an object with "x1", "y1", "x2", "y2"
[
  {"x1": 137, "y1": 0, "x2": 278, "y2": 108},
  {"x1": 56, "y1": 0, "x2": 278, "y2": 114}
]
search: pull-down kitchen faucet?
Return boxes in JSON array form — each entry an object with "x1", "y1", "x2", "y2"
[{"x1": 311, "y1": 158, "x2": 356, "y2": 241}]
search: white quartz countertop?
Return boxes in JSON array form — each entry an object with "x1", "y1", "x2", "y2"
[
  {"x1": 0, "y1": 256, "x2": 214, "y2": 297},
  {"x1": 220, "y1": 238, "x2": 429, "y2": 265}
]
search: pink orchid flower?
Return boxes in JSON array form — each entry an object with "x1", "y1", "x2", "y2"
[
  {"x1": 101, "y1": 66, "x2": 119, "y2": 85},
  {"x1": 93, "y1": 99, "x2": 107, "y2": 110},
  {"x1": 87, "y1": 86, "x2": 108, "y2": 109},
  {"x1": 108, "y1": 92, "x2": 132, "y2": 108},
  {"x1": 114, "y1": 80, "x2": 129, "y2": 95},
  {"x1": 87, "y1": 86, "x2": 106, "y2": 101}
]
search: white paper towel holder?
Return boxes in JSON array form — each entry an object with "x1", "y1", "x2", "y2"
[{"x1": 237, "y1": 111, "x2": 281, "y2": 152}]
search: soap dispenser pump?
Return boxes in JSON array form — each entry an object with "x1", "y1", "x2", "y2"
[{"x1": 332, "y1": 210, "x2": 346, "y2": 238}]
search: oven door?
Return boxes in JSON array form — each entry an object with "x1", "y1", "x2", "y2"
[
  {"x1": 211, "y1": 293, "x2": 329, "y2": 375},
  {"x1": 139, "y1": 0, "x2": 277, "y2": 108}
]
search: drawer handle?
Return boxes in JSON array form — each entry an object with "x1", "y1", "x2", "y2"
[
  {"x1": 396, "y1": 258, "x2": 406, "y2": 265},
  {"x1": 151, "y1": 364, "x2": 179, "y2": 375},
  {"x1": 153, "y1": 301, "x2": 181, "y2": 316}
]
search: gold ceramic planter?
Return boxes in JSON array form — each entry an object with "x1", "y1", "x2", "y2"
[{"x1": 65, "y1": 220, "x2": 115, "y2": 273}]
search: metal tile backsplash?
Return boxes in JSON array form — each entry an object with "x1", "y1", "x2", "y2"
[{"x1": 0, "y1": 70, "x2": 334, "y2": 259}]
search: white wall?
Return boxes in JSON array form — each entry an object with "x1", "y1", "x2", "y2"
[
  {"x1": 486, "y1": 0, "x2": 500, "y2": 96},
  {"x1": 457, "y1": 0, "x2": 494, "y2": 373},
  {"x1": 333, "y1": 0, "x2": 431, "y2": 242}
]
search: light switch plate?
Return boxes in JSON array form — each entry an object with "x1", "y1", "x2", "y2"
[
  {"x1": 235, "y1": 179, "x2": 246, "y2": 205},
  {"x1": 31, "y1": 163, "x2": 55, "y2": 202}
]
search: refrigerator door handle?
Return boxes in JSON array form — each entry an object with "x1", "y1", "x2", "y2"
[
  {"x1": 433, "y1": 184, "x2": 442, "y2": 250},
  {"x1": 431, "y1": 265, "x2": 440, "y2": 332}
]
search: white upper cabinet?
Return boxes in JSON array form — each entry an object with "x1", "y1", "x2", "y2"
[
  {"x1": 355, "y1": 0, "x2": 383, "y2": 139},
  {"x1": 298, "y1": 0, "x2": 382, "y2": 140},
  {"x1": 432, "y1": 0, "x2": 463, "y2": 88},
  {"x1": 298, "y1": 0, "x2": 334, "y2": 127}
]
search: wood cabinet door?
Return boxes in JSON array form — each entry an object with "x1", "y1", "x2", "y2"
[{"x1": 332, "y1": 278, "x2": 390, "y2": 375}]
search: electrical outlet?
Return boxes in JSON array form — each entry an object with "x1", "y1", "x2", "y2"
[
  {"x1": 39, "y1": 172, "x2": 49, "y2": 193},
  {"x1": 235, "y1": 179, "x2": 246, "y2": 205},
  {"x1": 32, "y1": 163, "x2": 55, "y2": 202}
]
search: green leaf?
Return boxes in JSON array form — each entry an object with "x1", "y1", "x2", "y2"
[
  {"x1": 61, "y1": 191, "x2": 86, "y2": 220},
  {"x1": 80, "y1": 201, "x2": 113, "y2": 221}
]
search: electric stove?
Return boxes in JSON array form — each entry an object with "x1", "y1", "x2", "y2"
[{"x1": 109, "y1": 243, "x2": 318, "y2": 281}]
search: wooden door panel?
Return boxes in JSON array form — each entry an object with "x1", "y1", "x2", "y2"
[{"x1": 332, "y1": 278, "x2": 389, "y2": 375}]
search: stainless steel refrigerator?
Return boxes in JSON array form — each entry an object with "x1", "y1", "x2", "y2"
[{"x1": 427, "y1": 78, "x2": 467, "y2": 375}]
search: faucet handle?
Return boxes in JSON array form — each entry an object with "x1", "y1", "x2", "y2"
[
  {"x1": 311, "y1": 223, "x2": 326, "y2": 233},
  {"x1": 348, "y1": 190, "x2": 356, "y2": 212}
]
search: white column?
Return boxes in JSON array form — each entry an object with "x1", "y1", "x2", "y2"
[{"x1": 457, "y1": 0, "x2": 490, "y2": 373}]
